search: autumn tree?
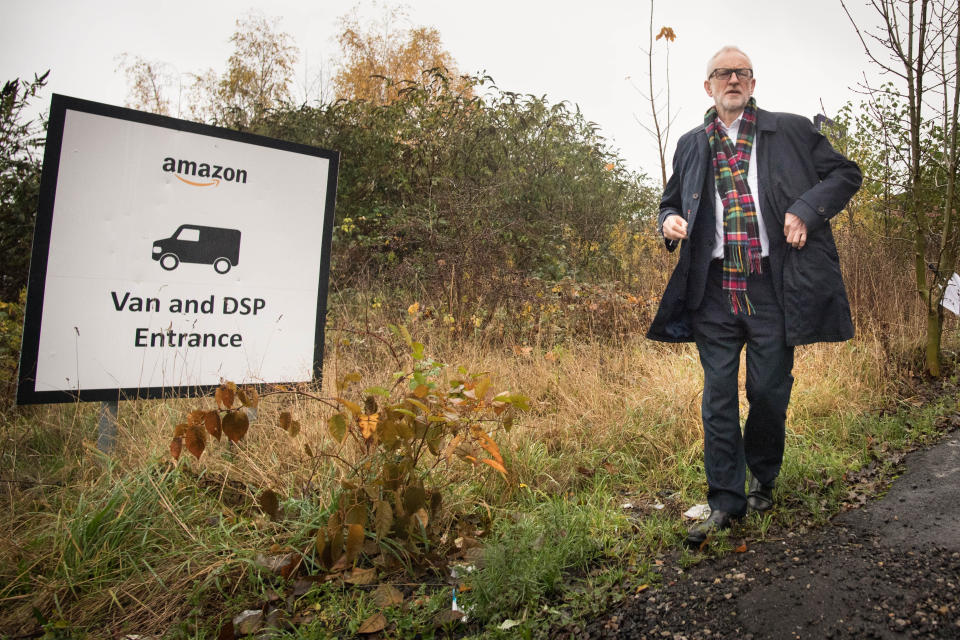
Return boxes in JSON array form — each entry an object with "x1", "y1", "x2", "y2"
[
  {"x1": 261, "y1": 70, "x2": 656, "y2": 291},
  {"x1": 120, "y1": 13, "x2": 298, "y2": 128},
  {"x1": 843, "y1": 0, "x2": 960, "y2": 376},
  {"x1": 332, "y1": 4, "x2": 471, "y2": 103},
  {"x1": 116, "y1": 54, "x2": 180, "y2": 116},
  {"x1": 191, "y1": 13, "x2": 299, "y2": 128}
]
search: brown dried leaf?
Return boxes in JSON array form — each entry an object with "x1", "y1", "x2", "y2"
[
  {"x1": 279, "y1": 411, "x2": 292, "y2": 431},
  {"x1": 204, "y1": 411, "x2": 222, "y2": 440},
  {"x1": 330, "y1": 553, "x2": 350, "y2": 572},
  {"x1": 170, "y1": 436, "x2": 183, "y2": 461},
  {"x1": 434, "y1": 609, "x2": 464, "y2": 627},
  {"x1": 403, "y1": 487, "x2": 426, "y2": 514},
  {"x1": 373, "y1": 583, "x2": 404, "y2": 607},
  {"x1": 345, "y1": 523, "x2": 364, "y2": 565},
  {"x1": 173, "y1": 423, "x2": 188, "y2": 437},
  {"x1": 217, "y1": 620, "x2": 235, "y2": 640},
  {"x1": 215, "y1": 382, "x2": 236, "y2": 409},
  {"x1": 258, "y1": 489, "x2": 280, "y2": 520},
  {"x1": 358, "y1": 612, "x2": 387, "y2": 634},
  {"x1": 185, "y1": 424, "x2": 206, "y2": 459},
  {"x1": 187, "y1": 409, "x2": 205, "y2": 427},
  {"x1": 343, "y1": 566, "x2": 377, "y2": 585},
  {"x1": 239, "y1": 386, "x2": 259, "y2": 408},
  {"x1": 374, "y1": 500, "x2": 393, "y2": 538},
  {"x1": 222, "y1": 410, "x2": 250, "y2": 443},
  {"x1": 316, "y1": 532, "x2": 333, "y2": 570},
  {"x1": 345, "y1": 504, "x2": 368, "y2": 527}
]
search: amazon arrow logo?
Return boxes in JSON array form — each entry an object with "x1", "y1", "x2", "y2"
[{"x1": 162, "y1": 157, "x2": 248, "y2": 187}]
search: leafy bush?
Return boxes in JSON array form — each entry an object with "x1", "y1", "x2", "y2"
[
  {"x1": 169, "y1": 325, "x2": 528, "y2": 572},
  {"x1": 258, "y1": 70, "x2": 659, "y2": 293},
  {"x1": 1, "y1": 72, "x2": 47, "y2": 302}
]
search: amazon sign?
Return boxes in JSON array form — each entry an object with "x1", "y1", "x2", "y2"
[{"x1": 17, "y1": 95, "x2": 340, "y2": 404}]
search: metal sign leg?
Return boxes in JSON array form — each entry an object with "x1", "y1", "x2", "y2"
[{"x1": 97, "y1": 400, "x2": 119, "y2": 453}]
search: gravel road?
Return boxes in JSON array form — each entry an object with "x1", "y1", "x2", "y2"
[{"x1": 577, "y1": 426, "x2": 960, "y2": 640}]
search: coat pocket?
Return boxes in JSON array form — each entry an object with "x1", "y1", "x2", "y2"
[{"x1": 783, "y1": 238, "x2": 854, "y2": 345}]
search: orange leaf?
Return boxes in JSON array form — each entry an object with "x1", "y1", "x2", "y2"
[
  {"x1": 656, "y1": 26, "x2": 676, "y2": 42},
  {"x1": 204, "y1": 411, "x2": 222, "y2": 440},
  {"x1": 734, "y1": 543, "x2": 748, "y2": 553},
  {"x1": 359, "y1": 413, "x2": 380, "y2": 440},
  {"x1": 215, "y1": 382, "x2": 236, "y2": 409},
  {"x1": 186, "y1": 409, "x2": 205, "y2": 427},
  {"x1": 480, "y1": 458, "x2": 508, "y2": 476},
  {"x1": 185, "y1": 424, "x2": 206, "y2": 459},
  {"x1": 474, "y1": 431, "x2": 504, "y2": 466}
]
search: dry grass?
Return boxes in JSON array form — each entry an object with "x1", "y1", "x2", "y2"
[{"x1": 0, "y1": 228, "x2": 939, "y2": 634}]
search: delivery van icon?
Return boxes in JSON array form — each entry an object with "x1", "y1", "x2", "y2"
[{"x1": 152, "y1": 224, "x2": 241, "y2": 274}]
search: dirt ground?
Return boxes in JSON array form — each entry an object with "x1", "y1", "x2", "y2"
[{"x1": 577, "y1": 423, "x2": 960, "y2": 640}]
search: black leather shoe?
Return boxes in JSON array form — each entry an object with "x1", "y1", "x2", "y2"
[
  {"x1": 747, "y1": 475, "x2": 775, "y2": 513},
  {"x1": 686, "y1": 509, "x2": 737, "y2": 547}
]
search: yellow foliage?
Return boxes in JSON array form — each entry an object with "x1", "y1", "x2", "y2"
[{"x1": 332, "y1": 4, "x2": 472, "y2": 104}]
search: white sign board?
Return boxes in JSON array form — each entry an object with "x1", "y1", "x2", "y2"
[
  {"x1": 18, "y1": 95, "x2": 339, "y2": 403},
  {"x1": 941, "y1": 273, "x2": 960, "y2": 316}
]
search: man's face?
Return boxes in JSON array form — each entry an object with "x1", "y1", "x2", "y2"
[{"x1": 704, "y1": 50, "x2": 756, "y2": 117}]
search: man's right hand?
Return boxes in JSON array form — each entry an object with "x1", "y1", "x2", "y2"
[{"x1": 663, "y1": 214, "x2": 688, "y2": 241}]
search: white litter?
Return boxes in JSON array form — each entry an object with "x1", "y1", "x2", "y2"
[{"x1": 683, "y1": 504, "x2": 711, "y2": 520}]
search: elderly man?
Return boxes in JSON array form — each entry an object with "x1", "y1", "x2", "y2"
[{"x1": 647, "y1": 46, "x2": 861, "y2": 546}]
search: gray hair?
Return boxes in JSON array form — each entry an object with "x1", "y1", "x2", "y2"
[{"x1": 706, "y1": 46, "x2": 753, "y2": 79}]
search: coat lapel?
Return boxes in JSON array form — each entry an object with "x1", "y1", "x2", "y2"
[{"x1": 756, "y1": 109, "x2": 782, "y2": 226}]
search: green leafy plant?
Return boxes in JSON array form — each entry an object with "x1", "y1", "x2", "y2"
[{"x1": 169, "y1": 326, "x2": 528, "y2": 573}]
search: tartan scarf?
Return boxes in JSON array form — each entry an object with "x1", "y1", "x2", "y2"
[{"x1": 705, "y1": 97, "x2": 762, "y2": 315}]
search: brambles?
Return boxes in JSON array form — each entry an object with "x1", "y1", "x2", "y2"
[{"x1": 168, "y1": 325, "x2": 528, "y2": 576}]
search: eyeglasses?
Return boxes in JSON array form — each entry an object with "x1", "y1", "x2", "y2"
[{"x1": 709, "y1": 68, "x2": 754, "y2": 81}]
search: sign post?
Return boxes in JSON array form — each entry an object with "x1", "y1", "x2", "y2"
[{"x1": 17, "y1": 95, "x2": 339, "y2": 406}]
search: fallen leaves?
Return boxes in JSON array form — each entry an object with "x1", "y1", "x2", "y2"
[{"x1": 358, "y1": 612, "x2": 387, "y2": 634}]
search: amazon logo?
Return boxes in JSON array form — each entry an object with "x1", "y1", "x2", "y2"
[{"x1": 162, "y1": 157, "x2": 248, "y2": 187}]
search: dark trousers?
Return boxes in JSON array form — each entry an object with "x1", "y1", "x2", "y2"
[{"x1": 690, "y1": 259, "x2": 794, "y2": 516}]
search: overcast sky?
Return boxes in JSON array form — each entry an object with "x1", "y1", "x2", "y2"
[{"x1": 2, "y1": 0, "x2": 884, "y2": 179}]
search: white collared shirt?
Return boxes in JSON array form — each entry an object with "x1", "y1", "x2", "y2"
[{"x1": 712, "y1": 115, "x2": 769, "y2": 259}]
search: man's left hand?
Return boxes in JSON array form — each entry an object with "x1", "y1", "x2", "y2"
[{"x1": 784, "y1": 213, "x2": 807, "y2": 249}]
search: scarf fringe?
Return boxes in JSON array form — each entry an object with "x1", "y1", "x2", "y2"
[{"x1": 729, "y1": 292, "x2": 756, "y2": 316}]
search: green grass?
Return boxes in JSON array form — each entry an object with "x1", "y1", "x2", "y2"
[{"x1": 2, "y1": 347, "x2": 957, "y2": 638}]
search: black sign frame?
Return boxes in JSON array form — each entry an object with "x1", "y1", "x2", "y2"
[{"x1": 17, "y1": 94, "x2": 339, "y2": 404}]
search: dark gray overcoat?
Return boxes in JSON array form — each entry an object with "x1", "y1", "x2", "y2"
[{"x1": 646, "y1": 109, "x2": 863, "y2": 346}]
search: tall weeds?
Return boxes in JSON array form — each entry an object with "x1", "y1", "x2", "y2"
[{"x1": 0, "y1": 225, "x2": 945, "y2": 634}]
